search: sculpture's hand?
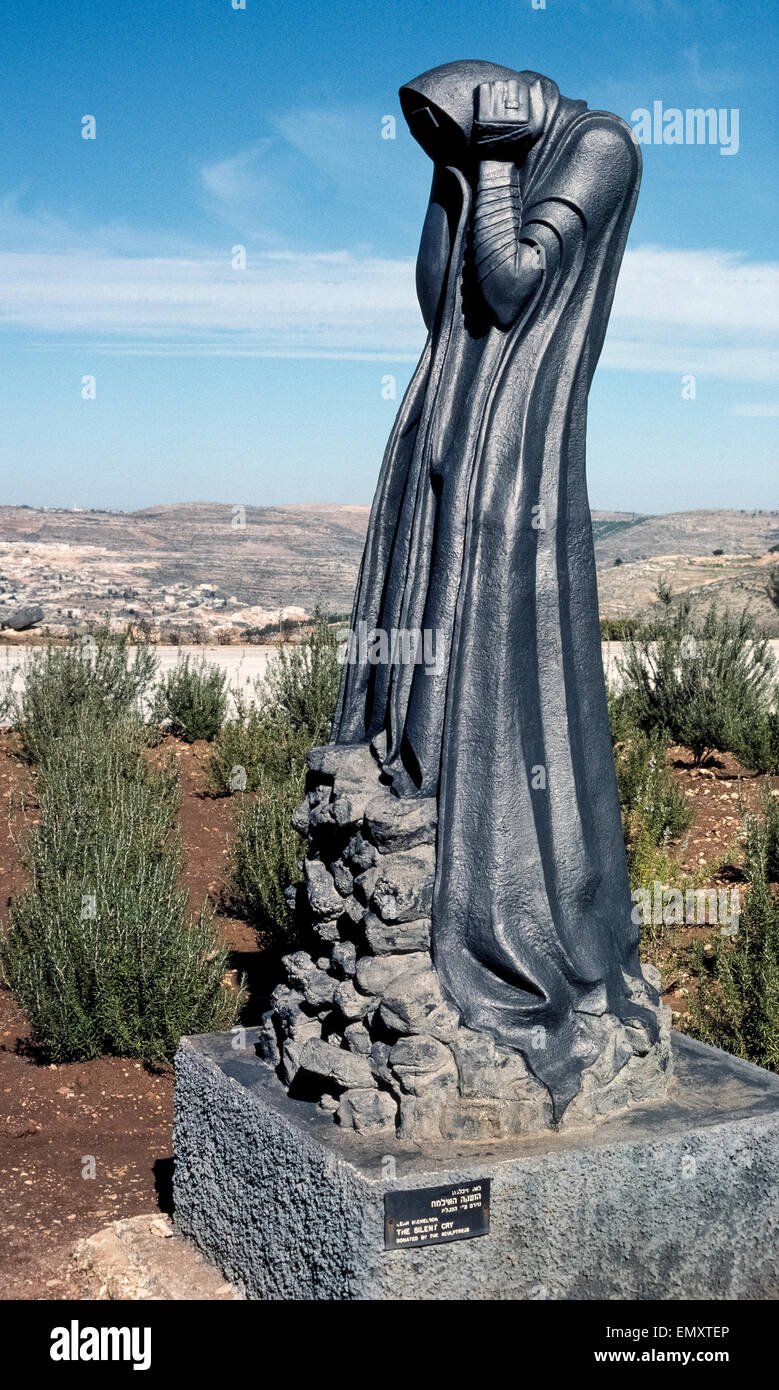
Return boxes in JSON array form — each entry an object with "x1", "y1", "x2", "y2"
[
  {"x1": 471, "y1": 79, "x2": 548, "y2": 327},
  {"x1": 473, "y1": 79, "x2": 545, "y2": 159}
]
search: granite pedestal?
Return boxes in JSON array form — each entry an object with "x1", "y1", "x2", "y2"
[{"x1": 173, "y1": 1028, "x2": 779, "y2": 1300}]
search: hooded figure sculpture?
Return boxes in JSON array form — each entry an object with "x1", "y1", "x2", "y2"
[{"x1": 333, "y1": 60, "x2": 658, "y2": 1113}]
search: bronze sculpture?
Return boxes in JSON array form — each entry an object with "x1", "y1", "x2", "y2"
[{"x1": 261, "y1": 62, "x2": 669, "y2": 1136}]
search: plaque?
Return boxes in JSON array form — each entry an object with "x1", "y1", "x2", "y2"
[{"x1": 384, "y1": 1179, "x2": 490, "y2": 1250}]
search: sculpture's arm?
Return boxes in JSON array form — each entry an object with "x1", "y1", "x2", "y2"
[
  {"x1": 472, "y1": 160, "x2": 545, "y2": 328},
  {"x1": 416, "y1": 165, "x2": 454, "y2": 332},
  {"x1": 475, "y1": 114, "x2": 639, "y2": 332},
  {"x1": 470, "y1": 78, "x2": 549, "y2": 328}
]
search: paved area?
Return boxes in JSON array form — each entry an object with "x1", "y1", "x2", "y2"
[
  {"x1": 1, "y1": 640, "x2": 777, "y2": 724},
  {"x1": 0, "y1": 644, "x2": 279, "y2": 722}
]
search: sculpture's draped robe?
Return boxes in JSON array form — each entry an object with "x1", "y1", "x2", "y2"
[{"x1": 334, "y1": 63, "x2": 657, "y2": 1111}]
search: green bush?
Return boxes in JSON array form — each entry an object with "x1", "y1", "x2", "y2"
[
  {"x1": 262, "y1": 607, "x2": 340, "y2": 745},
  {"x1": 13, "y1": 629, "x2": 158, "y2": 766},
  {"x1": 207, "y1": 693, "x2": 314, "y2": 797},
  {"x1": 616, "y1": 594, "x2": 778, "y2": 770},
  {"x1": 760, "y1": 785, "x2": 779, "y2": 884},
  {"x1": 206, "y1": 691, "x2": 269, "y2": 795},
  {"x1": 210, "y1": 607, "x2": 341, "y2": 796},
  {"x1": 611, "y1": 711, "x2": 692, "y2": 885},
  {"x1": 734, "y1": 707, "x2": 779, "y2": 779},
  {"x1": 616, "y1": 729, "x2": 691, "y2": 853},
  {"x1": 600, "y1": 617, "x2": 639, "y2": 641},
  {"x1": 690, "y1": 803, "x2": 779, "y2": 1070},
  {"x1": 228, "y1": 771, "x2": 305, "y2": 940},
  {"x1": 218, "y1": 610, "x2": 341, "y2": 939},
  {"x1": 606, "y1": 679, "x2": 636, "y2": 747},
  {"x1": 152, "y1": 654, "x2": 228, "y2": 742},
  {"x1": 0, "y1": 712, "x2": 241, "y2": 1064}
]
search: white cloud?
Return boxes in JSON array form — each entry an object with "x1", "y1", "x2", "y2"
[
  {"x1": 0, "y1": 239, "x2": 776, "y2": 380},
  {"x1": 201, "y1": 145, "x2": 274, "y2": 204},
  {"x1": 0, "y1": 190, "x2": 202, "y2": 259},
  {"x1": 0, "y1": 249, "x2": 421, "y2": 357},
  {"x1": 604, "y1": 246, "x2": 779, "y2": 381},
  {"x1": 731, "y1": 402, "x2": 779, "y2": 417},
  {"x1": 600, "y1": 342, "x2": 779, "y2": 382},
  {"x1": 612, "y1": 246, "x2": 778, "y2": 335}
]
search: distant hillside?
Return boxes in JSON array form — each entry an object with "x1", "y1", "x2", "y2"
[
  {"x1": 591, "y1": 509, "x2": 779, "y2": 637},
  {"x1": 0, "y1": 502, "x2": 371, "y2": 620},
  {"x1": 590, "y1": 513, "x2": 648, "y2": 545},
  {"x1": 591, "y1": 509, "x2": 779, "y2": 565},
  {"x1": 0, "y1": 503, "x2": 777, "y2": 639}
]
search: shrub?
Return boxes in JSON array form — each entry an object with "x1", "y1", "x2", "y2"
[
  {"x1": 13, "y1": 629, "x2": 158, "y2": 766},
  {"x1": 0, "y1": 676, "x2": 13, "y2": 727},
  {"x1": 228, "y1": 771, "x2": 305, "y2": 940},
  {"x1": 734, "y1": 707, "x2": 779, "y2": 778},
  {"x1": 616, "y1": 729, "x2": 691, "y2": 847},
  {"x1": 206, "y1": 692, "x2": 269, "y2": 795},
  {"x1": 220, "y1": 609, "x2": 341, "y2": 940},
  {"x1": 606, "y1": 679, "x2": 636, "y2": 746},
  {"x1": 152, "y1": 654, "x2": 228, "y2": 742},
  {"x1": 611, "y1": 716, "x2": 692, "y2": 884},
  {"x1": 207, "y1": 693, "x2": 314, "y2": 797},
  {"x1": 617, "y1": 594, "x2": 778, "y2": 770},
  {"x1": 760, "y1": 785, "x2": 779, "y2": 884},
  {"x1": 210, "y1": 608, "x2": 341, "y2": 796},
  {"x1": 690, "y1": 803, "x2": 779, "y2": 1070},
  {"x1": 0, "y1": 712, "x2": 241, "y2": 1064},
  {"x1": 600, "y1": 617, "x2": 639, "y2": 641},
  {"x1": 244, "y1": 617, "x2": 308, "y2": 643},
  {"x1": 262, "y1": 607, "x2": 340, "y2": 745}
]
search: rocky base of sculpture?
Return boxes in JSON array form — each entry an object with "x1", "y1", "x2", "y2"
[
  {"x1": 174, "y1": 1030, "x2": 779, "y2": 1300},
  {"x1": 256, "y1": 742, "x2": 671, "y2": 1143}
]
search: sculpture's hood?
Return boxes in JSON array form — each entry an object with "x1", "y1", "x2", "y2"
[{"x1": 399, "y1": 59, "x2": 561, "y2": 162}]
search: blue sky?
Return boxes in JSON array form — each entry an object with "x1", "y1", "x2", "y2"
[{"x1": 0, "y1": 0, "x2": 776, "y2": 513}]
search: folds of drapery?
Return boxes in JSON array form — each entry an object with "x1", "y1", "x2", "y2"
[{"x1": 333, "y1": 100, "x2": 657, "y2": 1112}]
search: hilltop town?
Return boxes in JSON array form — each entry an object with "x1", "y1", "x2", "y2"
[{"x1": 0, "y1": 502, "x2": 777, "y2": 641}]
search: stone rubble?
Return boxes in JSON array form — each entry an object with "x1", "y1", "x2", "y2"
[
  {"x1": 70, "y1": 1215, "x2": 240, "y2": 1300},
  {"x1": 259, "y1": 742, "x2": 672, "y2": 1143}
]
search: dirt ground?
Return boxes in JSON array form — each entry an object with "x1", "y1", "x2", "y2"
[
  {"x1": 647, "y1": 746, "x2": 777, "y2": 1024},
  {"x1": 0, "y1": 730, "x2": 776, "y2": 1298}
]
